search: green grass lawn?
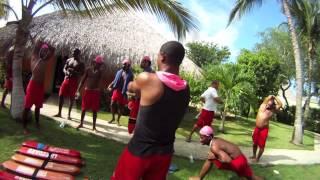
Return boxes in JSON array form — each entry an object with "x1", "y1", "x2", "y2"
[
  {"x1": 0, "y1": 108, "x2": 320, "y2": 180},
  {"x1": 86, "y1": 109, "x2": 314, "y2": 150}
]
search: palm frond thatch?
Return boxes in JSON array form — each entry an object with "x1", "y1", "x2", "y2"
[{"x1": 0, "y1": 11, "x2": 201, "y2": 74}]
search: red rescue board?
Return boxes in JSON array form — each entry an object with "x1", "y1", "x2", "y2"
[
  {"x1": 2, "y1": 161, "x2": 74, "y2": 180},
  {"x1": 0, "y1": 170, "x2": 31, "y2": 180},
  {"x1": 17, "y1": 147, "x2": 83, "y2": 166},
  {"x1": 22, "y1": 141, "x2": 81, "y2": 158},
  {"x1": 11, "y1": 154, "x2": 81, "y2": 175}
]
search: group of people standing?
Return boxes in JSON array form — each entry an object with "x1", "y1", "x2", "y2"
[{"x1": 1, "y1": 40, "x2": 283, "y2": 179}]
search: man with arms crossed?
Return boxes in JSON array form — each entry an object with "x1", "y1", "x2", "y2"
[{"x1": 54, "y1": 49, "x2": 84, "y2": 120}]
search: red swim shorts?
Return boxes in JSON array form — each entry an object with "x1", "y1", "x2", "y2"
[
  {"x1": 24, "y1": 80, "x2": 44, "y2": 109},
  {"x1": 81, "y1": 89, "x2": 100, "y2": 112},
  {"x1": 111, "y1": 89, "x2": 127, "y2": 106},
  {"x1": 111, "y1": 147, "x2": 172, "y2": 180},
  {"x1": 212, "y1": 154, "x2": 253, "y2": 178},
  {"x1": 59, "y1": 77, "x2": 78, "y2": 98},
  {"x1": 128, "y1": 118, "x2": 136, "y2": 134},
  {"x1": 252, "y1": 127, "x2": 269, "y2": 149},
  {"x1": 128, "y1": 99, "x2": 140, "y2": 119},
  {"x1": 195, "y1": 109, "x2": 214, "y2": 128},
  {"x1": 4, "y1": 79, "x2": 12, "y2": 91}
]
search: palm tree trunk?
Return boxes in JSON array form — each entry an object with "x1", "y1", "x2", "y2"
[
  {"x1": 282, "y1": 0, "x2": 304, "y2": 145},
  {"x1": 10, "y1": 3, "x2": 35, "y2": 119},
  {"x1": 280, "y1": 79, "x2": 291, "y2": 111},
  {"x1": 219, "y1": 111, "x2": 226, "y2": 133},
  {"x1": 303, "y1": 42, "x2": 314, "y2": 124}
]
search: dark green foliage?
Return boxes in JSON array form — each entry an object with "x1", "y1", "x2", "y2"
[
  {"x1": 186, "y1": 41, "x2": 230, "y2": 67},
  {"x1": 180, "y1": 72, "x2": 207, "y2": 104},
  {"x1": 237, "y1": 49, "x2": 282, "y2": 102}
]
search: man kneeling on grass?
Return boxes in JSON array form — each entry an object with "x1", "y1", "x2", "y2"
[{"x1": 189, "y1": 126, "x2": 263, "y2": 180}]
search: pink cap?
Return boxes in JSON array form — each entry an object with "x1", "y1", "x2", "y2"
[
  {"x1": 94, "y1": 55, "x2": 104, "y2": 64},
  {"x1": 142, "y1": 56, "x2": 151, "y2": 62},
  {"x1": 41, "y1": 43, "x2": 49, "y2": 49},
  {"x1": 199, "y1": 126, "x2": 213, "y2": 136},
  {"x1": 122, "y1": 59, "x2": 131, "y2": 65}
]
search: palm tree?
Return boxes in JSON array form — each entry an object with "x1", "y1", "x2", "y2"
[
  {"x1": 290, "y1": 0, "x2": 320, "y2": 123},
  {"x1": 1, "y1": 0, "x2": 198, "y2": 119},
  {"x1": 228, "y1": 0, "x2": 304, "y2": 145},
  {"x1": 204, "y1": 63, "x2": 253, "y2": 133}
]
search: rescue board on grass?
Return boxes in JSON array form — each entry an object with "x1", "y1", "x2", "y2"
[
  {"x1": 2, "y1": 160, "x2": 74, "y2": 180},
  {"x1": 11, "y1": 154, "x2": 81, "y2": 175},
  {"x1": 0, "y1": 170, "x2": 31, "y2": 180},
  {"x1": 22, "y1": 141, "x2": 81, "y2": 158},
  {"x1": 17, "y1": 147, "x2": 83, "y2": 166}
]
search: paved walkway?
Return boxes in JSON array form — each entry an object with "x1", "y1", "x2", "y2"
[{"x1": 2, "y1": 95, "x2": 320, "y2": 165}]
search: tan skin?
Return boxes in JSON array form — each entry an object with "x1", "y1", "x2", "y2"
[
  {"x1": 76, "y1": 61, "x2": 103, "y2": 131},
  {"x1": 54, "y1": 50, "x2": 84, "y2": 119},
  {"x1": 23, "y1": 46, "x2": 52, "y2": 134},
  {"x1": 190, "y1": 135, "x2": 263, "y2": 180},
  {"x1": 186, "y1": 82, "x2": 223, "y2": 142},
  {"x1": 251, "y1": 95, "x2": 283, "y2": 162}
]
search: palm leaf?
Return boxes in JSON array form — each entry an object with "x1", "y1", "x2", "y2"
[{"x1": 228, "y1": 0, "x2": 264, "y2": 26}]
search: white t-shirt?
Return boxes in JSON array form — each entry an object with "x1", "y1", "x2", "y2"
[{"x1": 201, "y1": 87, "x2": 219, "y2": 112}]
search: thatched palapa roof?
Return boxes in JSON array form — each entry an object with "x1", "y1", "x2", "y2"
[{"x1": 0, "y1": 11, "x2": 201, "y2": 75}]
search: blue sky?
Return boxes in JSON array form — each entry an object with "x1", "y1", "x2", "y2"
[{"x1": 0, "y1": 0, "x2": 286, "y2": 61}]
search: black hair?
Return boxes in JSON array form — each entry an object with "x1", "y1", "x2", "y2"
[
  {"x1": 74, "y1": 48, "x2": 81, "y2": 55},
  {"x1": 160, "y1": 41, "x2": 185, "y2": 66},
  {"x1": 211, "y1": 80, "x2": 219, "y2": 85}
]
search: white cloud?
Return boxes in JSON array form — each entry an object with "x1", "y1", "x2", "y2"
[
  {"x1": 135, "y1": 0, "x2": 241, "y2": 60},
  {"x1": 185, "y1": 0, "x2": 242, "y2": 61}
]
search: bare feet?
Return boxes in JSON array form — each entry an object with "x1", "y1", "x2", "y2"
[
  {"x1": 53, "y1": 114, "x2": 62, "y2": 118},
  {"x1": 249, "y1": 156, "x2": 256, "y2": 159},
  {"x1": 185, "y1": 137, "x2": 191, "y2": 143},
  {"x1": 76, "y1": 124, "x2": 83, "y2": 130},
  {"x1": 117, "y1": 122, "x2": 121, "y2": 126},
  {"x1": 67, "y1": 116, "x2": 72, "y2": 120},
  {"x1": 108, "y1": 119, "x2": 115, "y2": 124},
  {"x1": 251, "y1": 158, "x2": 259, "y2": 163},
  {"x1": 93, "y1": 128, "x2": 97, "y2": 132}
]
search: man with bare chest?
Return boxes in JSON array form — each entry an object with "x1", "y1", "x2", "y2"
[
  {"x1": 54, "y1": 49, "x2": 84, "y2": 120},
  {"x1": 23, "y1": 43, "x2": 53, "y2": 134},
  {"x1": 251, "y1": 95, "x2": 282, "y2": 162},
  {"x1": 189, "y1": 126, "x2": 262, "y2": 180},
  {"x1": 76, "y1": 56, "x2": 104, "y2": 131}
]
